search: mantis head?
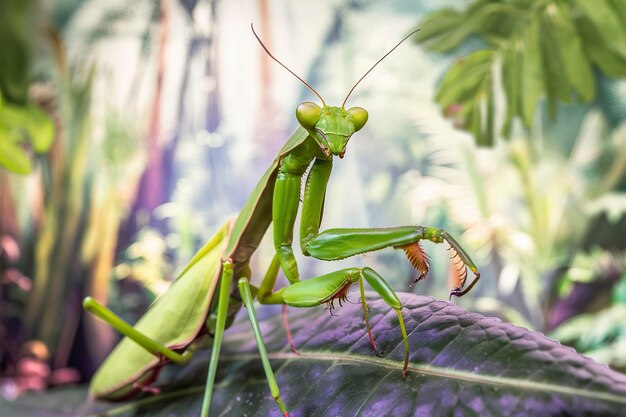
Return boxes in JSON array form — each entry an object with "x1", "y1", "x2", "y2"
[
  {"x1": 251, "y1": 23, "x2": 419, "y2": 158},
  {"x1": 296, "y1": 102, "x2": 368, "y2": 158}
]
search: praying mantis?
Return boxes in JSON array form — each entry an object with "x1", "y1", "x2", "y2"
[{"x1": 82, "y1": 25, "x2": 480, "y2": 417}]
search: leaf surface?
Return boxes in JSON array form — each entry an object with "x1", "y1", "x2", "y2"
[{"x1": 75, "y1": 293, "x2": 626, "y2": 417}]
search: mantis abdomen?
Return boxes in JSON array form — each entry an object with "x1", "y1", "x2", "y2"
[{"x1": 89, "y1": 221, "x2": 231, "y2": 400}]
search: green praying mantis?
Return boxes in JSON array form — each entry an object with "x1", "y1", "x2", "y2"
[{"x1": 82, "y1": 25, "x2": 480, "y2": 417}]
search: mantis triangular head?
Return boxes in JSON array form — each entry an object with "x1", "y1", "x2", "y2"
[
  {"x1": 251, "y1": 23, "x2": 419, "y2": 158},
  {"x1": 295, "y1": 102, "x2": 367, "y2": 158}
]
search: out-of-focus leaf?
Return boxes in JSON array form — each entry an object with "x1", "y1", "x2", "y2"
[
  {"x1": 544, "y1": 2, "x2": 595, "y2": 102},
  {"x1": 584, "y1": 338, "x2": 626, "y2": 370},
  {"x1": 0, "y1": 129, "x2": 32, "y2": 174},
  {"x1": 23, "y1": 65, "x2": 95, "y2": 361},
  {"x1": 0, "y1": 103, "x2": 55, "y2": 153},
  {"x1": 78, "y1": 293, "x2": 626, "y2": 417},
  {"x1": 412, "y1": 9, "x2": 464, "y2": 47},
  {"x1": 0, "y1": 0, "x2": 54, "y2": 175},
  {"x1": 423, "y1": 2, "x2": 528, "y2": 52},
  {"x1": 485, "y1": 75, "x2": 495, "y2": 144},
  {"x1": 0, "y1": 386, "x2": 87, "y2": 416},
  {"x1": 586, "y1": 193, "x2": 626, "y2": 223},
  {"x1": 501, "y1": 41, "x2": 520, "y2": 135},
  {"x1": 436, "y1": 50, "x2": 492, "y2": 107},
  {"x1": 578, "y1": 17, "x2": 626, "y2": 79},
  {"x1": 434, "y1": 50, "x2": 495, "y2": 145},
  {"x1": 572, "y1": 0, "x2": 626, "y2": 51},
  {"x1": 0, "y1": 100, "x2": 55, "y2": 174},
  {"x1": 609, "y1": 0, "x2": 626, "y2": 28},
  {"x1": 551, "y1": 304, "x2": 626, "y2": 349},
  {"x1": 23, "y1": 105, "x2": 55, "y2": 153},
  {"x1": 539, "y1": 10, "x2": 571, "y2": 118},
  {"x1": 0, "y1": 0, "x2": 31, "y2": 103},
  {"x1": 521, "y1": 18, "x2": 543, "y2": 128},
  {"x1": 614, "y1": 277, "x2": 626, "y2": 304},
  {"x1": 422, "y1": 4, "x2": 514, "y2": 52},
  {"x1": 416, "y1": 0, "x2": 626, "y2": 145},
  {"x1": 476, "y1": 6, "x2": 519, "y2": 41}
]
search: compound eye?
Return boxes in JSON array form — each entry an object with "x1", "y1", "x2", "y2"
[
  {"x1": 347, "y1": 106, "x2": 368, "y2": 131},
  {"x1": 296, "y1": 102, "x2": 322, "y2": 129}
]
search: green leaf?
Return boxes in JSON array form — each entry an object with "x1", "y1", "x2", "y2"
[
  {"x1": 544, "y1": 1, "x2": 595, "y2": 102},
  {"x1": 417, "y1": 0, "x2": 626, "y2": 146},
  {"x1": 0, "y1": 129, "x2": 32, "y2": 174},
  {"x1": 521, "y1": 17, "x2": 544, "y2": 127},
  {"x1": 423, "y1": 4, "x2": 514, "y2": 52},
  {"x1": 608, "y1": 0, "x2": 626, "y2": 29},
  {"x1": 484, "y1": 76, "x2": 495, "y2": 145},
  {"x1": 614, "y1": 277, "x2": 626, "y2": 304},
  {"x1": 550, "y1": 304, "x2": 626, "y2": 350},
  {"x1": 436, "y1": 51, "x2": 493, "y2": 107},
  {"x1": 68, "y1": 293, "x2": 626, "y2": 416},
  {"x1": 0, "y1": 0, "x2": 31, "y2": 103},
  {"x1": 0, "y1": 101, "x2": 55, "y2": 151},
  {"x1": 539, "y1": 9, "x2": 572, "y2": 118},
  {"x1": 412, "y1": 9, "x2": 464, "y2": 46},
  {"x1": 434, "y1": 51, "x2": 495, "y2": 145},
  {"x1": 501, "y1": 41, "x2": 521, "y2": 135},
  {"x1": 578, "y1": 16, "x2": 626, "y2": 78},
  {"x1": 572, "y1": 0, "x2": 626, "y2": 52},
  {"x1": 464, "y1": 77, "x2": 495, "y2": 146},
  {"x1": 22, "y1": 104, "x2": 55, "y2": 153}
]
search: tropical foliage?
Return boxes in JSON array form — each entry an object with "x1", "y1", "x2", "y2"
[
  {"x1": 1, "y1": 0, "x2": 626, "y2": 415},
  {"x1": 415, "y1": 0, "x2": 626, "y2": 145},
  {"x1": 414, "y1": 0, "x2": 626, "y2": 372}
]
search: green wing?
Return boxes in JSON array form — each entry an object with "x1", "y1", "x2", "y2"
[
  {"x1": 225, "y1": 127, "x2": 310, "y2": 267},
  {"x1": 90, "y1": 127, "x2": 309, "y2": 399},
  {"x1": 89, "y1": 221, "x2": 231, "y2": 399}
]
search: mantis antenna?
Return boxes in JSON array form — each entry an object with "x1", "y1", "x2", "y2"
[
  {"x1": 341, "y1": 28, "x2": 421, "y2": 109},
  {"x1": 251, "y1": 23, "x2": 326, "y2": 107}
]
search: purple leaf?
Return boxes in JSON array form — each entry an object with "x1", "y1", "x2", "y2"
[{"x1": 14, "y1": 293, "x2": 626, "y2": 416}]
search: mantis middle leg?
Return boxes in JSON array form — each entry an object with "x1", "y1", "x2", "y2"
[
  {"x1": 256, "y1": 256, "x2": 410, "y2": 374},
  {"x1": 238, "y1": 276, "x2": 289, "y2": 416},
  {"x1": 200, "y1": 259, "x2": 233, "y2": 417}
]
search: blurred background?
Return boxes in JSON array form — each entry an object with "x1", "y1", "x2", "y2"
[{"x1": 1, "y1": 0, "x2": 626, "y2": 401}]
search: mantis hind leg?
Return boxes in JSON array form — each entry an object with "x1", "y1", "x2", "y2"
[
  {"x1": 82, "y1": 297, "x2": 192, "y2": 364},
  {"x1": 359, "y1": 267, "x2": 409, "y2": 376},
  {"x1": 255, "y1": 248, "x2": 410, "y2": 376},
  {"x1": 280, "y1": 267, "x2": 410, "y2": 376},
  {"x1": 238, "y1": 277, "x2": 289, "y2": 416},
  {"x1": 200, "y1": 259, "x2": 233, "y2": 417},
  {"x1": 257, "y1": 253, "x2": 298, "y2": 354}
]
